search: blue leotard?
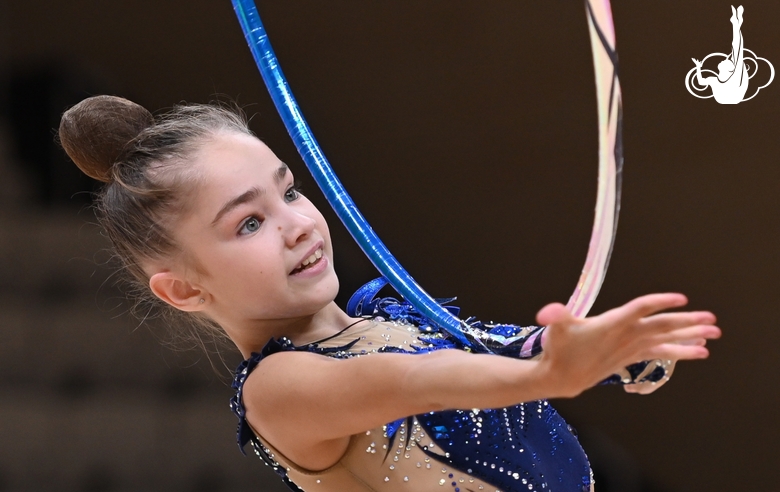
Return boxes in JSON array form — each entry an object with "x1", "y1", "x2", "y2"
[{"x1": 230, "y1": 280, "x2": 666, "y2": 492}]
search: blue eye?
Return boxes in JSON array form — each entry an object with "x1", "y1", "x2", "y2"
[
  {"x1": 239, "y1": 217, "x2": 262, "y2": 235},
  {"x1": 285, "y1": 184, "x2": 302, "y2": 202}
]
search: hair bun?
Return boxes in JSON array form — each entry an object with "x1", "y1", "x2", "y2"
[{"x1": 59, "y1": 95, "x2": 154, "y2": 183}]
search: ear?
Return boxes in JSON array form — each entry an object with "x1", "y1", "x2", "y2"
[{"x1": 149, "y1": 271, "x2": 207, "y2": 312}]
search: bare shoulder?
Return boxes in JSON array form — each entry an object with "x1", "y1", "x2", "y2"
[
  {"x1": 241, "y1": 351, "x2": 350, "y2": 470},
  {"x1": 242, "y1": 350, "x2": 336, "y2": 417}
]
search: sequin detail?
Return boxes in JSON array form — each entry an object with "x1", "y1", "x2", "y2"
[{"x1": 230, "y1": 279, "x2": 667, "y2": 491}]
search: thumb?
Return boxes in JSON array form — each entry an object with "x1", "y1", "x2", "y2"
[{"x1": 536, "y1": 302, "x2": 576, "y2": 328}]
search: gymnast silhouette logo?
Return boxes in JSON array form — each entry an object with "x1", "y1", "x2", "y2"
[{"x1": 685, "y1": 5, "x2": 774, "y2": 104}]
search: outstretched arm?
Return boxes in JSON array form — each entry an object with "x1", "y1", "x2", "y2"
[{"x1": 244, "y1": 294, "x2": 719, "y2": 467}]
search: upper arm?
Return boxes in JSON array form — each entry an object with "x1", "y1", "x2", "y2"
[{"x1": 242, "y1": 351, "x2": 444, "y2": 452}]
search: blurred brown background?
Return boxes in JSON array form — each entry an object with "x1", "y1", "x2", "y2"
[{"x1": 0, "y1": 1, "x2": 777, "y2": 491}]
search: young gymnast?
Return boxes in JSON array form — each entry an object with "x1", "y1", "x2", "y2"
[{"x1": 59, "y1": 95, "x2": 720, "y2": 492}]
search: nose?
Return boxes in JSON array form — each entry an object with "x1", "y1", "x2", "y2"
[{"x1": 281, "y1": 207, "x2": 316, "y2": 247}]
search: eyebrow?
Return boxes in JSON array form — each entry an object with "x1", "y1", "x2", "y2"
[{"x1": 211, "y1": 163, "x2": 289, "y2": 226}]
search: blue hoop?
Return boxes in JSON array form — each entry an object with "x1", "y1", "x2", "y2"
[{"x1": 231, "y1": 0, "x2": 623, "y2": 343}]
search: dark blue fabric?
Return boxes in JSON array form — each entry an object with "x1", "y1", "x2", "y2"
[
  {"x1": 230, "y1": 280, "x2": 595, "y2": 491},
  {"x1": 231, "y1": 333, "x2": 592, "y2": 491}
]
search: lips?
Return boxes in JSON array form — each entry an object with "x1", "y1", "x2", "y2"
[{"x1": 290, "y1": 242, "x2": 325, "y2": 275}]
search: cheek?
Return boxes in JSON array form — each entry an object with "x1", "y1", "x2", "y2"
[
  {"x1": 320, "y1": 217, "x2": 331, "y2": 243},
  {"x1": 202, "y1": 240, "x2": 279, "y2": 288},
  {"x1": 309, "y1": 208, "x2": 331, "y2": 242},
  {"x1": 216, "y1": 258, "x2": 282, "y2": 307}
]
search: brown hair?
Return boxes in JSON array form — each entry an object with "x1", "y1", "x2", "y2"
[{"x1": 59, "y1": 95, "x2": 252, "y2": 350}]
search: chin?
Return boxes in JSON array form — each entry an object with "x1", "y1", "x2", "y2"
[{"x1": 301, "y1": 272, "x2": 340, "y2": 309}]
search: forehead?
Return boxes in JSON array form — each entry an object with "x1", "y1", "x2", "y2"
[
  {"x1": 195, "y1": 132, "x2": 280, "y2": 177},
  {"x1": 190, "y1": 133, "x2": 288, "y2": 208}
]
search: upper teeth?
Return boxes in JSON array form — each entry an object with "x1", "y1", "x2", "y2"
[{"x1": 300, "y1": 248, "x2": 323, "y2": 268}]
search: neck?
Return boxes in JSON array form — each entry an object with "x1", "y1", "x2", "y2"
[{"x1": 220, "y1": 302, "x2": 359, "y2": 359}]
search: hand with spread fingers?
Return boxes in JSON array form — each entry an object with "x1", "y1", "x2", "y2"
[{"x1": 536, "y1": 294, "x2": 720, "y2": 399}]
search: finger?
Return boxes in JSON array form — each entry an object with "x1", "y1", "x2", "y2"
[
  {"x1": 640, "y1": 311, "x2": 716, "y2": 332},
  {"x1": 642, "y1": 343, "x2": 709, "y2": 361},
  {"x1": 654, "y1": 325, "x2": 721, "y2": 345},
  {"x1": 624, "y1": 382, "x2": 663, "y2": 395},
  {"x1": 599, "y1": 293, "x2": 688, "y2": 327},
  {"x1": 678, "y1": 338, "x2": 706, "y2": 346},
  {"x1": 536, "y1": 302, "x2": 579, "y2": 328}
]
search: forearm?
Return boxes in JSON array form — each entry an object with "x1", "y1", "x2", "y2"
[{"x1": 406, "y1": 349, "x2": 562, "y2": 412}]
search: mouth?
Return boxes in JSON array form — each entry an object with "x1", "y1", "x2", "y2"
[{"x1": 290, "y1": 246, "x2": 324, "y2": 275}]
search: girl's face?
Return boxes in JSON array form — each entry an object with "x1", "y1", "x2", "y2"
[{"x1": 175, "y1": 132, "x2": 339, "y2": 324}]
